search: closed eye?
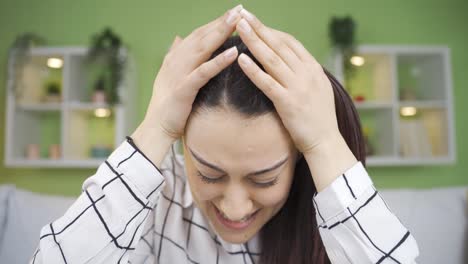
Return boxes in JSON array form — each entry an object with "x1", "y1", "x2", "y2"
[
  {"x1": 189, "y1": 147, "x2": 289, "y2": 177},
  {"x1": 197, "y1": 171, "x2": 279, "y2": 188},
  {"x1": 250, "y1": 177, "x2": 279, "y2": 188},
  {"x1": 197, "y1": 171, "x2": 224, "y2": 184}
]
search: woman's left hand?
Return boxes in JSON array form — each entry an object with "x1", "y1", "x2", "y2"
[{"x1": 235, "y1": 8, "x2": 341, "y2": 155}]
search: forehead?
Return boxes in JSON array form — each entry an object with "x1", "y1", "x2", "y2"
[{"x1": 184, "y1": 109, "x2": 294, "y2": 167}]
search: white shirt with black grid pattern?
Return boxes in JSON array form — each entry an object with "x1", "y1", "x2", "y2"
[{"x1": 30, "y1": 136, "x2": 419, "y2": 264}]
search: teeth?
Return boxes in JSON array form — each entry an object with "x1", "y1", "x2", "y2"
[
  {"x1": 240, "y1": 214, "x2": 254, "y2": 222},
  {"x1": 217, "y1": 206, "x2": 254, "y2": 222}
]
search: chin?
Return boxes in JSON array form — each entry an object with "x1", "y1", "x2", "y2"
[{"x1": 217, "y1": 231, "x2": 255, "y2": 244}]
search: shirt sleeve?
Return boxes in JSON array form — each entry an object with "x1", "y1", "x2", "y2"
[
  {"x1": 312, "y1": 161, "x2": 420, "y2": 264},
  {"x1": 30, "y1": 136, "x2": 165, "y2": 264}
]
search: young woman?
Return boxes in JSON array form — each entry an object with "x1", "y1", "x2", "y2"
[{"x1": 31, "y1": 5, "x2": 419, "y2": 264}]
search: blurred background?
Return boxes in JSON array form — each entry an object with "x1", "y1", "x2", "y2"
[{"x1": 0, "y1": 0, "x2": 466, "y2": 263}]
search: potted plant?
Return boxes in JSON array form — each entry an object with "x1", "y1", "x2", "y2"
[
  {"x1": 43, "y1": 80, "x2": 61, "y2": 102},
  {"x1": 329, "y1": 16, "x2": 360, "y2": 98},
  {"x1": 7, "y1": 33, "x2": 45, "y2": 99},
  {"x1": 91, "y1": 76, "x2": 107, "y2": 104},
  {"x1": 86, "y1": 28, "x2": 126, "y2": 105},
  {"x1": 329, "y1": 16, "x2": 356, "y2": 71}
]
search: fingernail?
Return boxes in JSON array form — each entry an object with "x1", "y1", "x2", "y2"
[
  {"x1": 233, "y1": 4, "x2": 243, "y2": 12},
  {"x1": 238, "y1": 19, "x2": 251, "y2": 33},
  {"x1": 240, "y1": 8, "x2": 254, "y2": 22},
  {"x1": 239, "y1": 54, "x2": 252, "y2": 66},
  {"x1": 226, "y1": 10, "x2": 240, "y2": 25},
  {"x1": 224, "y1": 46, "x2": 237, "y2": 59}
]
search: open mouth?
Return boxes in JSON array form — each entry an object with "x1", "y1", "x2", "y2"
[{"x1": 213, "y1": 203, "x2": 260, "y2": 230}]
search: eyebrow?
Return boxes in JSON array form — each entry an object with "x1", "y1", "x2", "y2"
[{"x1": 188, "y1": 147, "x2": 289, "y2": 177}]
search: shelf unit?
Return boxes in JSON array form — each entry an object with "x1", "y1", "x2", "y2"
[
  {"x1": 330, "y1": 45, "x2": 456, "y2": 166},
  {"x1": 4, "y1": 46, "x2": 137, "y2": 168}
]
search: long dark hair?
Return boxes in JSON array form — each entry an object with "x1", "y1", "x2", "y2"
[{"x1": 191, "y1": 35, "x2": 366, "y2": 264}]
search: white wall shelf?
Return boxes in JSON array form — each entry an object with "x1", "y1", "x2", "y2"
[
  {"x1": 4, "y1": 46, "x2": 137, "y2": 168},
  {"x1": 330, "y1": 45, "x2": 456, "y2": 166},
  {"x1": 354, "y1": 101, "x2": 393, "y2": 109},
  {"x1": 17, "y1": 102, "x2": 63, "y2": 111}
]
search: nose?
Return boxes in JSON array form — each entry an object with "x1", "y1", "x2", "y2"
[{"x1": 219, "y1": 183, "x2": 254, "y2": 221}]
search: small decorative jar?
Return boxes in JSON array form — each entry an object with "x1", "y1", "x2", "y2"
[{"x1": 26, "y1": 144, "x2": 40, "y2": 159}]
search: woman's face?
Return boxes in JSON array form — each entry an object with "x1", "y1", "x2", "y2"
[{"x1": 182, "y1": 108, "x2": 299, "y2": 244}]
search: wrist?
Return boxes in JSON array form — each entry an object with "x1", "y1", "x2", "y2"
[
  {"x1": 304, "y1": 133, "x2": 358, "y2": 192},
  {"x1": 131, "y1": 121, "x2": 176, "y2": 168}
]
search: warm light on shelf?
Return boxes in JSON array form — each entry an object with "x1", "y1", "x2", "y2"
[
  {"x1": 400, "y1": 106, "x2": 417, "y2": 117},
  {"x1": 94, "y1": 108, "x2": 111, "y2": 118},
  {"x1": 350, "y1": 56, "x2": 365, "y2": 66},
  {"x1": 47, "y1": 58, "x2": 63, "y2": 69}
]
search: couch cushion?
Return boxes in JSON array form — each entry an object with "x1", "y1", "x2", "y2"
[
  {"x1": 380, "y1": 186, "x2": 467, "y2": 264},
  {"x1": 0, "y1": 186, "x2": 76, "y2": 264},
  {"x1": 0, "y1": 185, "x2": 465, "y2": 263},
  {"x1": 0, "y1": 185, "x2": 15, "y2": 248}
]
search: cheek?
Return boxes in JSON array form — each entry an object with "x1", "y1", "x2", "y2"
[
  {"x1": 252, "y1": 176, "x2": 293, "y2": 207},
  {"x1": 254, "y1": 186, "x2": 290, "y2": 207}
]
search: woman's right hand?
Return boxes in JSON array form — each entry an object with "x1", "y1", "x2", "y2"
[{"x1": 131, "y1": 5, "x2": 243, "y2": 166}]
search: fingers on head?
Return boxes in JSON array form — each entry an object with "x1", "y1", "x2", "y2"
[
  {"x1": 190, "y1": 5, "x2": 241, "y2": 40},
  {"x1": 238, "y1": 53, "x2": 285, "y2": 102},
  {"x1": 187, "y1": 46, "x2": 238, "y2": 89},
  {"x1": 272, "y1": 29, "x2": 320, "y2": 67}
]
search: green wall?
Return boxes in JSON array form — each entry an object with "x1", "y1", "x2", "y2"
[{"x1": 0, "y1": 0, "x2": 467, "y2": 197}]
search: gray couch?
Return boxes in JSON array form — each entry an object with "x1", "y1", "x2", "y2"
[{"x1": 0, "y1": 184, "x2": 466, "y2": 263}]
